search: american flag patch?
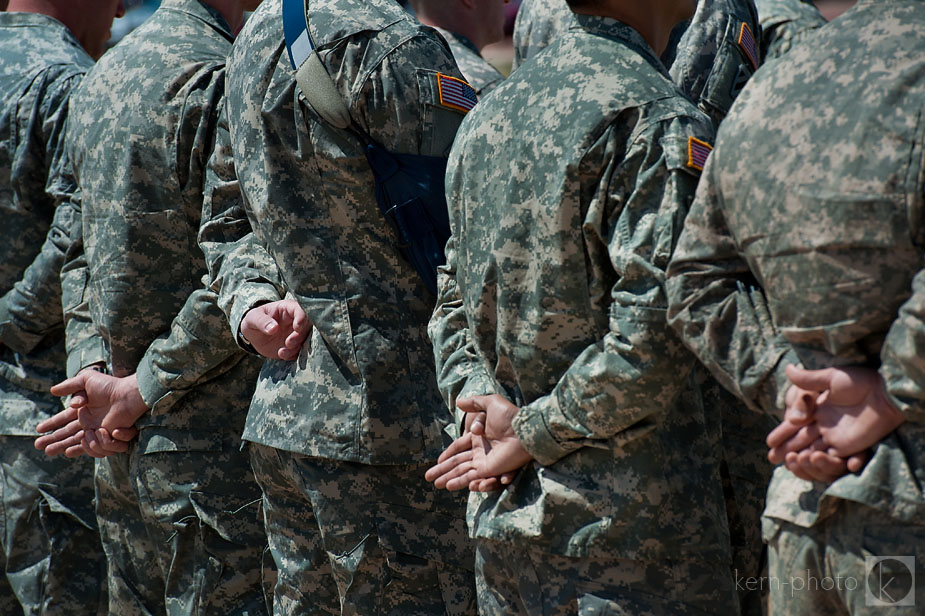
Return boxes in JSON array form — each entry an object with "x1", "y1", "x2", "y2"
[
  {"x1": 737, "y1": 22, "x2": 759, "y2": 71},
  {"x1": 687, "y1": 137, "x2": 713, "y2": 172},
  {"x1": 437, "y1": 73, "x2": 477, "y2": 113}
]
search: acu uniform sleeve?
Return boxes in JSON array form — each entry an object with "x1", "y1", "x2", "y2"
[
  {"x1": 197, "y1": 110, "x2": 285, "y2": 352},
  {"x1": 512, "y1": 114, "x2": 716, "y2": 466},
  {"x1": 665, "y1": 138, "x2": 800, "y2": 415},
  {"x1": 880, "y1": 266, "x2": 925, "y2": 425},
  {"x1": 135, "y1": 87, "x2": 273, "y2": 412},
  {"x1": 0, "y1": 73, "x2": 84, "y2": 355}
]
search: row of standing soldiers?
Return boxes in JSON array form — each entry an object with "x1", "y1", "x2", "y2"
[{"x1": 1, "y1": 0, "x2": 922, "y2": 614}]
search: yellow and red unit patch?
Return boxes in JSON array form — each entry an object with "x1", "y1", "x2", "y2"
[
  {"x1": 437, "y1": 73, "x2": 477, "y2": 113},
  {"x1": 687, "y1": 137, "x2": 713, "y2": 172},
  {"x1": 737, "y1": 22, "x2": 759, "y2": 71}
]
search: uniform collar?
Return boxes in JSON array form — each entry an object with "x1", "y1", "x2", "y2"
[
  {"x1": 158, "y1": 0, "x2": 235, "y2": 40},
  {"x1": 570, "y1": 14, "x2": 670, "y2": 78},
  {"x1": 0, "y1": 11, "x2": 85, "y2": 50}
]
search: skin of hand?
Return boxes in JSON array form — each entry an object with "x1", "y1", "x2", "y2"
[
  {"x1": 36, "y1": 372, "x2": 147, "y2": 458},
  {"x1": 765, "y1": 364, "x2": 901, "y2": 482},
  {"x1": 425, "y1": 394, "x2": 533, "y2": 492},
  {"x1": 240, "y1": 300, "x2": 312, "y2": 361}
]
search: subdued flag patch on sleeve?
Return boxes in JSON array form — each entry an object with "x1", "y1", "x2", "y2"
[
  {"x1": 737, "y1": 22, "x2": 759, "y2": 71},
  {"x1": 687, "y1": 137, "x2": 713, "y2": 171},
  {"x1": 437, "y1": 73, "x2": 477, "y2": 113}
]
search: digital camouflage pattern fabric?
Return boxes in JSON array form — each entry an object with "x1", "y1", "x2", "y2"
[
  {"x1": 0, "y1": 12, "x2": 106, "y2": 615},
  {"x1": 62, "y1": 0, "x2": 268, "y2": 612},
  {"x1": 431, "y1": 13, "x2": 735, "y2": 609},
  {"x1": 0, "y1": 11, "x2": 89, "y2": 434},
  {"x1": 669, "y1": 0, "x2": 762, "y2": 127},
  {"x1": 199, "y1": 0, "x2": 475, "y2": 613},
  {"x1": 433, "y1": 26, "x2": 504, "y2": 96},
  {"x1": 510, "y1": 4, "x2": 773, "y2": 611},
  {"x1": 475, "y1": 538, "x2": 737, "y2": 615},
  {"x1": 666, "y1": 0, "x2": 925, "y2": 611},
  {"x1": 202, "y1": 0, "x2": 467, "y2": 467},
  {"x1": 754, "y1": 0, "x2": 826, "y2": 61},
  {"x1": 510, "y1": 0, "x2": 574, "y2": 70}
]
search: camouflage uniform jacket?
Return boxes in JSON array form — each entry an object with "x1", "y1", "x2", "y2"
[
  {"x1": 754, "y1": 0, "x2": 826, "y2": 61},
  {"x1": 669, "y1": 0, "x2": 762, "y2": 127},
  {"x1": 199, "y1": 0, "x2": 469, "y2": 464},
  {"x1": 63, "y1": 0, "x2": 260, "y2": 449},
  {"x1": 510, "y1": 0, "x2": 574, "y2": 70},
  {"x1": 511, "y1": 0, "x2": 762, "y2": 129},
  {"x1": 431, "y1": 15, "x2": 731, "y2": 561},
  {"x1": 0, "y1": 13, "x2": 92, "y2": 435},
  {"x1": 666, "y1": 0, "x2": 925, "y2": 528},
  {"x1": 433, "y1": 26, "x2": 504, "y2": 96}
]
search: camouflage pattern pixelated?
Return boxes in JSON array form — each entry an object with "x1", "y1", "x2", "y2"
[
  {"x1": 432, "y1": 27, "x2": 504, "y2": 96},
  {"x1": 755, "y1": 0, "x2": 826, "y2": 61},
  {"x1": 431, "y1": 13, "x2": 733, "y2": 583},
  {"x1": 0, "y1": 12, "x2": 106, "y2": 614},
  {"x1": 62, "y1": 0, "x2": 268, "y2": 612},
  {"x1": 666, "y1": 1, "x2": 925, "y2": 611},
  {"x1": 200, "y1": 0, "x2": 475, "y2": 612}
]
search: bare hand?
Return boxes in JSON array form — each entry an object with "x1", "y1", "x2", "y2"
[
  {"x1": 786, "y1": 365, "x2": 905, "y2": 456},
  {"x1": 36, "y1": 372, "x2": 147, "y2": 457},
  {"x1": 241, "y1": 300, "x2": 312, "y2": 361},
  {"x1": 425, "y1": 395, "x2": 533, "y2": 491}
]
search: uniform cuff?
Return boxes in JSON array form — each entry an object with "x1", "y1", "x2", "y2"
[
  {"x1": 229, "y1": 292, "x2": 280, "y2": 355},
  {"x1": 0, "y1": 300, "x2": 45, "y2": 355},
  {"x1": 66, "y1": 334, "x2": 107, "y2": 378},
  {"x1": 512, "y1": 393, "x2": 579, "y2": 467},
  {"x1": 134, "y1": 351, "x2": 180, "y2": 414}
]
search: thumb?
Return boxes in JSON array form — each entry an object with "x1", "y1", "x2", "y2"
[
  {"x1": 50, "y1": 374, "x2": 87, "y2": 398},
  {"x1": 242, "y1": 307, "x2": 279, "y2": 338},
  {"x1": 786, "y1": 364, "x2": 835, "y2": 394},
  {"x1": 456, "y1": 396, "x2": 489, "y2": 414}
]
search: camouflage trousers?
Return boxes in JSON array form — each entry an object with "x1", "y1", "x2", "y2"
[
  {"x1": 764, "y1": 501, "x2": 925, "y2": 615},
  {"x1": 475, "y1": 538, "x2": 740, "y2": 615},
  {"x1": 716, "y1": 382, "x2": 777, "y2": 616},
  {"x1": 94, "y1": 432, "x2": 270, "y2": 615},
  {"x1": 249, "y1": 444, "x2": 477, "y2": 616},
  {"x1": 0, "y1": 435, "x2": 106, "y2": 615}
]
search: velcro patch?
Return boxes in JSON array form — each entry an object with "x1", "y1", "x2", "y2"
[
  {"x1": 737, "y1": 22, "x2": 759, "y2": 71},
  {"x1": 687, "y1": 137, "x2": 713, "y2": 172},
  {"x1": 437, "y1": 73, "x2": 477, "y2": 113}
]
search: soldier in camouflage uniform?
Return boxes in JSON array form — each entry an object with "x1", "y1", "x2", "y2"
[
  {"x1": 0, "y1": 1, "x2": 124, "y2": 613},
  {"x1": 666, "y1": 1, "x2": 925, "y2": 613},
  {"x1": 407, "y1": 0, "x2": 507, "y2": 96},
  {"x1": 36, "y1": 1, "x2": 271, "y2": 614},
  {"x1": 754, "y1": 0, "x2": 825, "y2": 60},
  {"x1": 511, "y1": 3, "x2": 774, "y2": 612},
  {"x1": 197, "y1": 0, "x2": 476, "y2": 614},
  {"x1": 424, "y1": 0, "x2": 739, "y2": 613}
]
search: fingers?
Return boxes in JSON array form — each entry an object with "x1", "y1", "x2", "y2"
[
  {"x1": 82, "y1": 429, "x2": 106, "y2": 458},
  {"x1": 49, "y1": 374, "x2": 88, "y2": 398},
  {"x1": 786, "y1": 447, "x2": 850, "y2": 483},
  {"x1": 241, "y1": 306, "x2": 279, "y2": 342},
  {"x1": 434, "y1": 432, "x2": 473, "y2": 465},
  {"x1": 456, "y1": 396, "x2": 490, "y2": 415},
  {"x1": 768, "y1": 422, "x2": 821, "y2": 464},
  {"x1": 96, "y1": 428, "x2": 131, "y2": 454},
  {"x1": 35, "y1": 406, "x2": 79, "y2": 435},
  {"x1": 111, "y1": 427, "x2": 139, "y2": 442},
  {"x1": 786, "y1": 364, "x2": 835, "y2": 395},
  {"x1": 35, "y1": 421, "x2": 85, "y2": 456},
  {"x1": 464, "y1": 411, "x2": 486, "y2": 435},
  {"x1": 846, "y1": 451, "x2": 870, "y2": 473}
]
